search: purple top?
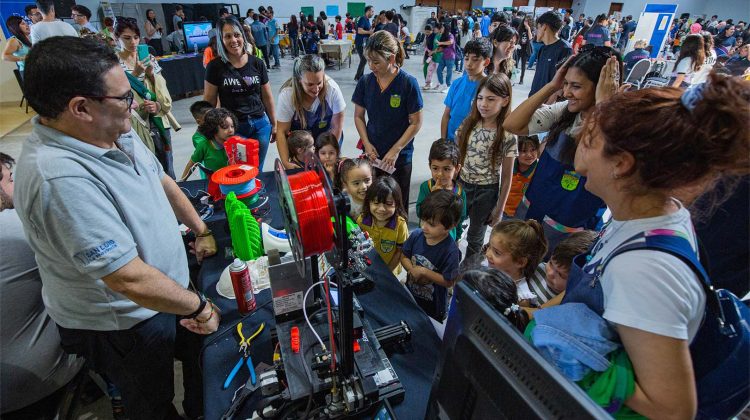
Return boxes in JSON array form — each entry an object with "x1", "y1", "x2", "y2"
[{"x1": 441, "y1": 33, "x2": 456, "y2": 60}]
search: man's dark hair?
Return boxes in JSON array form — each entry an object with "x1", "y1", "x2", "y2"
[
  {"x1": 36, "y1": 0, "x2": 54, "y2": 15},
  {"x1": 626, "y1": 15, "x2": 633, "y2": 20},
  {"x1": 420, "y1": 189, "x2": 462, "y2": 230},
  {"x1": 175, "y1": 4, "x2": 183, "y2": 12},
  {"x1": 484, "y1": 9, "x2": 490, "y2": 15},
  {"x1": 424, "y1": 24, "x2": 432, "y2": 31},
  {"x1": 0, "y1": 153, "x2": 14, "y2": 182},
  {"x1": 429, "y1": 138, "x2": 460, "y2": 166},
  {"x1": 24, "y1": 37, "x2": 119, "y2": 119},
  {"x1": 219, "y1": 7, "x2": 229, "y2": 16},
  {"x1": 537, "y1": 11, "x2": 563, "y2": 32},
  {"x1": 491, "y1": 13, "x2": 507, "y2": 24},
  {"x1": 252, "y1": 13, "x2": 259, "y2": 21},
  {"x1": 385, "y1": 10, "x2": 394, "y2": 21},
  {"x1": 71, "y1": 5, "x2": 91, "y2": 20},
  {"x1": 463, "y1": 37, "x2": 492, "y2": 59},
  {"x1": 365, "y1": 5, "x2": 373, "y2": 14},
  {"x1": 25, "y1": 4, "x2": 37, "y2": 15},
  {"x1": 190, "y1": 100, "x2": 213, "y2": 117},
  {"x1": 712, "y1": 15, "x2": 718, "y2": 19}
]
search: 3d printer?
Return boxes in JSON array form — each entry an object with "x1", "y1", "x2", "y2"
[{"x1": 222, "y1": 156, "x2": 410, "y2": 419}]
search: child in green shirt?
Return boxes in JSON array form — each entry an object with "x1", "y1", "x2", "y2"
[{"x1": 180, "y1": 108, "x2": 236, "y2": 181}]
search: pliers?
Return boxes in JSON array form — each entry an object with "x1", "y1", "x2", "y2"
[{"x1": 223, "y1": 322, "x2": 265, "y2": 389}]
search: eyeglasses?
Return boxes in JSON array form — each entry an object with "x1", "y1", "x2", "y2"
[
  {"x1": 81, "y1": 91, "x2": 134, "y2": 109},
  {"x1": 71, "y1": 13, "x2": 84, "y2": 18}
]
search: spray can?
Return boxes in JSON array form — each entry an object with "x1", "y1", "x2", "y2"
[
  {"x1": 229, "y1": 258, "x2": 256, "y2": 314},
  {"x1": 193, "y1": 42, "x2": 198, "y2": 54}
]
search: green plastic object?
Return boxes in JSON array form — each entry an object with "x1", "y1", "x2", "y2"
[
  {"x1": 331, "y1": 216, "x2": 358, "y2": 236},
  {"x1": 226, "y1": 192, "x2": 264, "y2": 260}
]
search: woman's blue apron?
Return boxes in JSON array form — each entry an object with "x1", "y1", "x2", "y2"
[
  {"x1": 290, "y1": 96, "x2": 343, "y2": 145},
  {"x1": 514, "y1": 131, "x2": 607, "y2": 251}
]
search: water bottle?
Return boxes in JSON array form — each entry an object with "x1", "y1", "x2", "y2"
[{"x1": 193, "y1": 42, "x2": 198, "y2": 54}]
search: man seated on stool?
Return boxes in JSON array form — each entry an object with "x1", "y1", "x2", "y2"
[
  {"x1": 14, "y1": 36, "x2": 220, "y2": 420},
  {"x1": 0, "y1": 152, "x2": 84, "y2": 419}
]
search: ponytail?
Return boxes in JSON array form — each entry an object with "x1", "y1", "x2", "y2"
[{"x1": 365, "y1": 30, "x2": 405, "y2": 67}]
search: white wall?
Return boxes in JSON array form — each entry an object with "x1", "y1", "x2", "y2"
[
  {"x1": 77, "y1": 0, "x2": 417, "y2": 22},
  {"x1": 570, "y1": 0, "x2": 748, "y2": 21}
]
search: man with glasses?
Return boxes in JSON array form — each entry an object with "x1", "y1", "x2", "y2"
[
  {"x1": 71, "y1": 5, "x2": 97, "y2": 33},
  {"x1": 0, "y1": 152, "x2": 85, "y2": 418},
  {"x1": 24, "y1": 4, "x2": 42, "y2": 26},
  {"x1": 29, "y1": 0, "x2": 77, "y2": 44},
  {"x1": 14, "y1": 36, "x2": 216, "y2": 419}
]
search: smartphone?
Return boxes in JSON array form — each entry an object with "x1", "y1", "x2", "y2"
[{"x1": 137, "y1": 44, "x2": 150, "y2": 62}]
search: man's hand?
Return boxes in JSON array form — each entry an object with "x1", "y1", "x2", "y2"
[
  {"x1": 180, "y1": 302, "x2": 220, "y2": 334},
  {"x1": 190, "y1": 234, "x2": 217, "y2": 263}
]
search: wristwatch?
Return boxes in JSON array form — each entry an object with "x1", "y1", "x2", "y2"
[
  {"x1": 196, "y1": 228, "x2": 213, "y2": 238},
  {"x1": 184, "y1": 292, "x2": 207, "y2": 319}
]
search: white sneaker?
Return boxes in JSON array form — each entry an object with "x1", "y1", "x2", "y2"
[
  {"x1": 441, "y1": 87, "x2": 450, "y2": 93},
  {"x1": 432, "y1": 84, "x2": 443, "y2": 90},
  {"x1": 421, "y1": 84, "x2": 432, "y2": 90}
]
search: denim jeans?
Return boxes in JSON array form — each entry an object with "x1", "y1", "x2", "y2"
[
  {"x1": 437, "y1": 58, "x2": 456, "y2": 86},
  {"x1": 57, "y1": 312, "x2": 204, "y2": 420},
  {"x1": 528, "y1": 41, "x2": 543, "y2": 68},
  {"x1": 236, "y1": 113, "x2": 272, "y2": 171},
  {"x1": 290, "y1": 33, "x2": 299, "y2": 56},
  {"x1": 258, "y1": 44, "x2": 270, "y2": 68},
  {"x1": 462, "y1": 181, "x2": 499, "y2": 260},
  {"x1": 270, "y1": 43, "x2": 281, "y2": 66}
]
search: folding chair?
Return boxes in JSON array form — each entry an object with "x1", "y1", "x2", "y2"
[
  {"x1": 13, "y1": 69, "x2": 28, "y2": 113},
  {"x1": 624, "y1": 59, "x2": 652, "y2": 89}
]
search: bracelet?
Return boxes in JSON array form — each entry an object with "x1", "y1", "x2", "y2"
[
  {"x1": 195, "y1": 300, "x2": 215, "y2": 324},
  {"x1": 185, "y1": 292, "x2": 207, "y2": 319},
  {"x1": 196, "y1": 229, "x2": 213, "y2": 238}
]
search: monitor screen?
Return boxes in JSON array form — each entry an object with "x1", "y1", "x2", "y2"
[
  {"x1": 426, "y1": 280, "x2": 609, "y2": 419},
  {"x1": 183, "y1": 21, "x2": 212, "y2": 52}
]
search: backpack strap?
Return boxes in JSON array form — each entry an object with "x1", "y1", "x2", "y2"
[{"x1": 597, "y1": 231, "x2": 729, "y2": 335}]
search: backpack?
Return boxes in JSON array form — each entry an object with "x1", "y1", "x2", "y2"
[{"x1": 601, "y1": 232, "x2": 750, "y2": 419}]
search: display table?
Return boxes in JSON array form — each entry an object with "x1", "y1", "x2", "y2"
[
  {"x1": 179, "y1": 172, "x2": 441, "y2": 419},
  {"x1": 157, "y1": 53, "x2": 205, "y2": 98},
  {"x1": 319, "y1": 40, "x2": 353, "y2": 70}
]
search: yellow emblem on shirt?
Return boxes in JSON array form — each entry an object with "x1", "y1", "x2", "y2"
[
  {"x1": 561, "y1": 170, "x2": 581, "y2": 191},
  {"x1": 390, "y1": 94, "x2": 401, "y2": 108}
]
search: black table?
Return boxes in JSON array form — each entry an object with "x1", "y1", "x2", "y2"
[
  {"x1": 181, "y1": 173, "x2": 441, "y2": 419},
  {"x1": 158, "y1": 53, "x2": 205, "y2": 98}
]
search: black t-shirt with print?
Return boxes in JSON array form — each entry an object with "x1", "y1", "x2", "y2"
[{"x1": 205, "y1": 55, "x2": 269, "y2": 119}]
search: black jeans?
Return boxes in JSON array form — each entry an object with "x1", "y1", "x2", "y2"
[
  {"x1": 462, "y1": 181, "x2": 499, "y2": 260},
  {"x1": 258, "y1": 44, "x2": 271, "y2": 68},
  {"x1": 517, "y1": 51, "x2": 529, "y2": 84},
  {"x1": 355, "y1": 43, "x2": 367, "y2": 80},
  {"x1": 374, "y1": 163, "x2": 413, "y2": 219},
  {"x1": 57, "y1": 313, "x2": 204, "y2": 420}
]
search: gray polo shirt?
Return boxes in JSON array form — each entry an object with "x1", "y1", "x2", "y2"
[{"x1": 14, "y1": 117, "x2": 189, "y2": 331}]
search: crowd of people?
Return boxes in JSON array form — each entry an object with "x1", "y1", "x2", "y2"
[{"x1": 1, "y1": 2, "x2": 749, "y2": 420}]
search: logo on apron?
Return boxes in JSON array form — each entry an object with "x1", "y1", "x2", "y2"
[
  {"x1": 380, "y1": 239, "x2": 395, "y2": 254},
  {"x1": 390, "y1": 94, "x2": 401, "y2": 108},
  {"x1": 561, "y1": 170, "x2": 581, "y2": 191},
  {"x1": 318, "y1": 120, "x2": 328, "y2": 129}
]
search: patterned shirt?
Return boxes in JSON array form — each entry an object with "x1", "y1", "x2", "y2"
[{"x1": 460, "y1": 125, "x2": 518, "y2": 185}]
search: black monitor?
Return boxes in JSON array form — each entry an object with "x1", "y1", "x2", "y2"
[{"x1": 426, "y1": 280, "x2": 609, "y2": 419}]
